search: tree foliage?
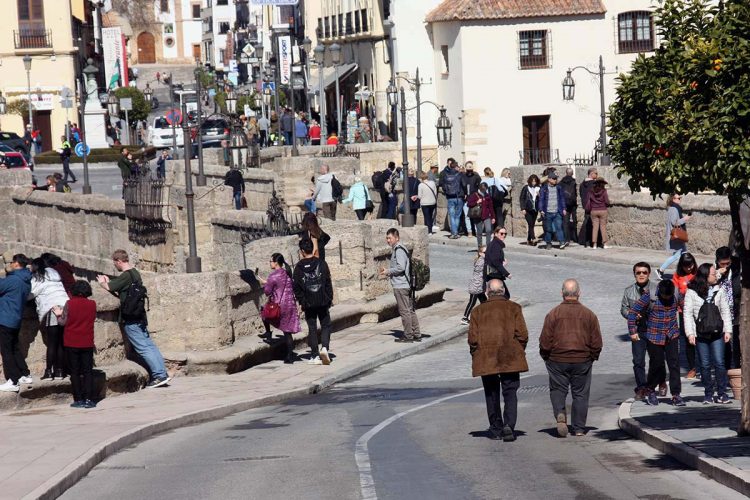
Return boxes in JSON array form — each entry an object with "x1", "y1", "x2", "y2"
[
  {"x1": 609, "y1": 0, "x2": 750, "y2": 199},
  {"x1": 5, "y1": 99, "x2": 29, "y2": 118},
  {"x1": 112, "y1": 86, "x2": 150, "y2": 122}
]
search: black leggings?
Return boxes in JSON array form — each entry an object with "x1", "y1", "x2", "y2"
[
  {"x1": 463, "y1": 293, "x2": 487, "y2": 319},
  {"x1": 355, "y1": 209, "x2": 367, "y2": 220},
  {"x1": 524, "y1": 210, "x2": 538, "y2": 241},
  {"x1": 422, "y1": 205, "x2": 436, "y2": 234},
  {"x1": 262, "y1": 320, "x2": 296, "y2": 356},
  {"x1": 46, "y1": 324, "x2": 66, "y2": 375},
  {"x1": 66, "y1": 347, "x2": 94, "y2": 402}
]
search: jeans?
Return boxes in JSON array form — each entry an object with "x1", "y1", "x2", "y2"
[
  {"x1": 305, "y1": 306, "x2": 331, "y2": 356},
  {"x1": 66, "y1": 347, "x2": 94, "y2": 402},
  {"x1": 545, "y1": 360, "x2": 593, "y2": 433},
  {"x1": 447, "y1": 198, "x2": 463, "y2": 236},
  {"x1": 62, "y1": 157, "x2": 76, "y2": 182},
  {"x1": 696, "y1": 336, "x2": 728, "y2": 397},
  {"x1": 660, "y1": 248, "x2": 685, "y2": 272},
  {"x1": 524, "y1": 210, "x2": 538, "y2": 242},
  {"x1": 463, "y1": 203, "x2": 475, "y2": 234},
  {"x1": 386, "y1": 194, "x2": 397, "y2": 219},
  {"x1": 481, "y1": 372, "x2": 520, "y2": 431},
  {"x1": 304, "y1": 199, "x2": 317, "y2": 213},
  {"x1": 320, "y1": 201, "x2": 337, "y2": 220},
  {"x1": 463, "y1": 293, "x2": 487, "y2": 319},
  {"x1": 543, "y1": 212, "x2": 566, "y2": 244},
  {"x1": 0, "y1": 325, "x2": 30, "y2": 384},
  {"x1": 475, "y1": 218, "x2": 492, "y2": 248},
  {"x1": 394, "y1": 288, "x2": 421, "y2": 339},
  {"x1": 646, "y1": 337, "x2": 681, "y2": 395},
  {"x1": 233, "y1": 191, "x2": 242, "y2": 210},
  {"x1": 422, "y1": 205, "x2": 436, "y2": 234},
  {"x1": 123, "y1": 323, "x2": 168, "y2": 380},
  {"x1": 678, "y1": 311, "x2": 696, "y2": 371},
  {"x1": 283, "y1": 131, "x2": 293, "y2": 145}
]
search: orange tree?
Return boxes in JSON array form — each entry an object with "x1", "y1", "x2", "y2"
[{"x1": 609, "y1": 0, "x2": 750, "y2": 434}]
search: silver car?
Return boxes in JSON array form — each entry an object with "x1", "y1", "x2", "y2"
[{"x1": 200, "y1": 119, "x2": 228, "y2": 147}]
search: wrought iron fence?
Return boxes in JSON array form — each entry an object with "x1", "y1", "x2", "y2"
[
  {"x1": 320, "y1": 145, "x2": 361, "y2": 159},
  {"x1": 520, "y1": 148, "x2": 559, "y2": 165},
  {"x1": 123, "y1": 175, "x2": 172, "y2": 245}
]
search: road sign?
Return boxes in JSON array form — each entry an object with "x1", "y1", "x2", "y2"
[
  {"x1": 74, "y1": 142, "x2": 91, "y2": 157},
  {"x1": 262, "y1": 82, "x2": 276, "y2": 93},
  {"x1": 60, "y1": 86, "x2": 73, "y2": 99},
  {"x1": 60, "y1": 98, "x2": 74, "y2": 109},
  {"x1": 165, "y1": 108, "x2": 182, "y2": 125},
  {"x1": 242, "y1": 44, "x2": 254, "y2": 56},
  {"x1": 120, "y1": 97, "x2": 133, "y2": 111}
]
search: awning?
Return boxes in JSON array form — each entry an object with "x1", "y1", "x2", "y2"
[{"x1": 309, "y1": 63, "x2": 358, "y2": 94}]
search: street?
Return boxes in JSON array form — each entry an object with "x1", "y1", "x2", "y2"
[
  {"x1": 61, "y1": 244, "x2": 744, "y2": 500},
  {"x1": 32, "y1": 164, "x2": 124, "y2": 198}
]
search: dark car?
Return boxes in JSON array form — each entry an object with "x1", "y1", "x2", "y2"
[
  {"x1": 0, "y1": 144, "x2": 32, "y2": 170},
  {"x1": 0, "y1": 131, "x2": 29, "y2": 156},
  {"x1": 200, "y1": 118, "x2": 229, "y2": 146}
]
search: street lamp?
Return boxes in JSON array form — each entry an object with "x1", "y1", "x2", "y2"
[
  {"x1": 330, "y1": 43, "x2": 342, "y2": 139},
  {"x1": 194, "y1": 61, "x2": 206, "y2": 186},
  {"x1": 143, "y1": 84, "x2": 153, "y2": 107},
  {"x1": 397, "y1": 86, "x2": 414, "y2": 228},
  {"x1": 81, "y1": 58, "x2": 100, "y2": 195},
  {"x1": 302, "y1": 36, "x2": 312, "y2": 119},
  {"x1": 561, "y1": 55, "x2": 612, "y2": 166},
  {"x1": 229, "y1": 122, "x2": 247, "y2": 170},
  {"x1": 386, "y1": 81, "x2": 398, "y2": 107},
  {"x1": 314, "y1": 44, "x2": 327, "y2": 144},
  {"x1": 23, "y1": 55, "x2": 34, "y2": 159},
  {"x1": 106, "y1": 92, "x2": 120, "y2": 115},
  {"x1": 226, "y1": 89, "x2": 237, "y2": 115},
  {"x1": 436, "y1": 107, "x2": 452, "y2": 147},
  {"x1": 180, "y1": 102, "x2": 202, "y2": 273}
]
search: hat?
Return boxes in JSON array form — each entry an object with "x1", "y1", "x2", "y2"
[{"x1": 548, "y1": 172, "x2": 558, "y2": 180}]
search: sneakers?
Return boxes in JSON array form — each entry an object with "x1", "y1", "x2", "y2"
[
  {"x1": 18, "y1": 375, "x2": 33, "y2": 384},
  {"x1": 0, "y1": 379, "x2": 19, "y2": 392},
  {"x1": 83, "y1": 399, "x2": 97, "y2": 408},
  {"x1": 556, "y1": 413, "x2": 568, "y2": 438},
  {"x1": 703, "y1": 396, "x2": 713, "y2": 405},
  {"x1": 307, "y1": 356, "x2": 323, "y2": 365},
  {"x1": 502, "y1": 425, "x2": 516, "y2": 442},
  {"x1": 460, "y1": 317, "x2": 469, "y2": 325},
  {"x1": 672, "y1": 395, "x2": 686, "y2": 406},
  {"x1": 686, "y1": 369, "x2": 697, "y2": 380},
  {"x1": 658, "y1": 383, "x2": 668, "y2": 397},
  {"x1": 646, "y1": 392, "x2": 659, "y2": 406},
  {"x1": 146, "y1": 376, "x2": 171, "y2": 388},
  {"x1": 602, "y1": 244, "x2": 611, "y2": 249},
  {"x1": 319, "y1": 347, "x2": 331, "y2": 365},
  {"x1": 715, "y1": 394, "x2": 732, "y2": 405},
  {"x1": 538, "y1": 243, "x2": 550, "y2": 250},
  {"x1": 559, "y1": 242, "x2": 568, "y2": 250},
  {"x1": 70, "y1": 400, "x2": 86, "y2": 408}
]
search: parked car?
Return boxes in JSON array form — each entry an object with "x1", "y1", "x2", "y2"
[
  {"x1": 0, "y1": 150, "x2": 30, "y2": 169},
  {"x1": 0, "y1": 144, "x2": 32, "y2": 170},
  {"x1": 0, "y1": 131, "x2": 29, "y2": 156},
  {"x1": 148, "y1": 116, "x2": 184, "y2": 148},
  {"x1": 200, "y1": 118, "x2": 228, "y2": 147}
]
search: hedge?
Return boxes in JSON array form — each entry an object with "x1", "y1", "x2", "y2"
[{"x1": 34, "y1": 146, "x2": 156, "y2": 165}]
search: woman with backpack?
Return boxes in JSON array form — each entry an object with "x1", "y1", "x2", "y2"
[
  {"x1": 259, "y1": 254, "x2": 300, "y2": 364},
  {"x1": 461, "y1": 246, "x2": 487, "y2": 325},
  {"x1": 683, "y1": 263, "x2": 733, "y2": 404},
  {"x1": 417, "y1": 172, "x2": 438, "y2": 234},
  {"x1": 29, "y1": 258, "x2": 69, "y2": 380},
  {"x1": 342, "y1": 176, "x2": 372, "y2": 220},
  {"x1": 467, "y1": 182, "x2": 496, "y2": 248},
  {"x1": 300, "y1": 212, "x2": 331, "y2": 261},
  {"x1": 519, "y1": 174, "x2": 541, "y2": 246}
]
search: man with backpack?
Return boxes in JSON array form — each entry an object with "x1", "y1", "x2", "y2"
[
  {"x1": 380, "y1": 228, "x2": 422, "y2": 342},
  {"x1": 97, "y1": 249, "x2": 170, "y2": 388},
  {"x1": 312, "y1": 164, "x2": 339, "y2": 220},
  {"x1": 293, "y1": 238, "x2": 334, "y2": 365},
  {"x1": 439, "y1": 161, "x2": 465, "y2": 239}
]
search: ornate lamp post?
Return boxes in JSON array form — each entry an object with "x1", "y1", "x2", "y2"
[
  {"x1": 80, "y1": 58, "x2": 100, "y2": 195},
  {"x1": 180, "y1": 102, "x2": 201, "y2": 273},
  {"x1": 229, "y1": 122, "x2": 248, "y2": 170},
  {"x1": 143, "y1": 84, "x2": 153, "y2": 108},
  {"x1": 225, "y1": 89, "x2": 237, "y2": 114},
  {"x1": 435, "y1": 107, "x2": 453, "y2": 147},
  {"x1": 562, "y1": 55, "x2": 612, "y2": 166},
  {"x1": 194, "y1": 61, "x2": 206, "y2": 186},
  {"x1": 302, "y1": 36, "x2": 312, "y2": 120},
  {"x1": 330, "y1": 43, "x2": 342, "y2": 139},
  {"x1": 314, "y1": 44, "x2": 327, "y2": 145},
  {"x1": 23, "y1": 55, "x2": 34, "y2": 159}
]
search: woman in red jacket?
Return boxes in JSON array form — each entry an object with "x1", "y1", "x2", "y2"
[
  {"x1": 467, "y1": 182, "x2": 496, "y2": 249},
  {"x1": 671, "y1": 252, "x2": 698, "y2": 379},
  {"x1": 53, "y1": 280, "x2": 97, "y2": 408}
]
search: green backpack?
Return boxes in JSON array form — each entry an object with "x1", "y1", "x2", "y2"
[{"x1": 396, "y1": 247, "x2": 430, "y2": 292}]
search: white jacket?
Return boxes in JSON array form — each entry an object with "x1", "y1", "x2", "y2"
[
  {"x1": 29, "y1": 269, "x2": 69, "y2": 324},
  {"x1": 683, "y1": 286, "x2": 732, "y2": 338}
]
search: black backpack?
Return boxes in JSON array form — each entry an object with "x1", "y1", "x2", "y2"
[
  {"x1": 489, "y1": 184, "x2": 505, "y2": 204},
  {"x1": 372, "y1": 171, "x2": 385, "y2": 190},
  {"x1": 443, "y1": 171, "x2": 461, "y2": 197},
  {"x1": 331, "y1": 175, "x2": 343, "y2": 202},
  {"x1": 120, "y1": 269, "x2": 149, "y2": 323},
  {"x1": 302, "y1": 262, "x2": 328, "y2": 308},
  {"x1": 696, "y1": 294, "x2": 723, "y2": 339}
]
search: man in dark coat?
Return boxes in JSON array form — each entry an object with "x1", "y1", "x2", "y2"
[
  {"x1": 559, "y1": 167, "x2": 578, "y2": 243},
  {"x1": 224, "y1": 168, "x2": 245, "y2": 210},
  {"x1": 484, "y1": 226, "x2": 511, "y2": 298},
  {"x1": 469, "y1": 279, "x2": 528, "y2": 441},
  {"x1": 578, "y1": 167, "x2": 599, "y2": 247}
]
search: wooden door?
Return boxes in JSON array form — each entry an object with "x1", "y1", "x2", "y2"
[
  {"x1": 522, "y1": 115, "x2": 550, "y2": 164},
  {"x1": 137, "y1": 32, "x2": 156, "y2": 64},
  {"x1": 36, "y1": 111, "x2": 51, "y2": 152},
  {"x1": 192, "y1": 44, "x2": 201, "y2": 62}
]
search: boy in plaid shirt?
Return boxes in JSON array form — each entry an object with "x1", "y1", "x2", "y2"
[{"x1": 628, "y1": 280, "x2": 685, "y2": 407}]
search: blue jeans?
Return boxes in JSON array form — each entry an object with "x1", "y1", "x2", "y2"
[
  {"x1": 283, "y1": 131, "x2": 293, "y2": 145},
  {"x1": 660, "y1": 248, "x2": 685, "y2": 272},
  {"x1": 386, "y1": 194, "x2": 398, "y2": 219},
  {"x1": 233, "y1": 191, "x2": 242, "y2": 210},
  {"x1": 304, "y1": 199, "x2": 317, "y2": 213},
  {"x1": 696, "y1": 336, "x2": 728, "y2": 397},
  {"x1": 447, "y1": 198, "x2": 463, "y2": 236},
  {"x1": 123, "y1": 323, "x2": 168, "y2": 380},
  {"x1": 543, "y1": 212, "x2": 565, "y2": 244}
]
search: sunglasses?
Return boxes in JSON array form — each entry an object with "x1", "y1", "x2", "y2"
[
  {"x1": 634, "y1": 270, "x2": 649, "y2": 275},
  {"x1": 499, "y1": 232, "x2": 507, "y2": 235}
]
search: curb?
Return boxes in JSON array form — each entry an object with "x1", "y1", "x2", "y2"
[
  {"x1": 25, "y1": 320, "x2": 469, "y2": 500},
  {"x1": 617, "y1": 400, "x2": 750, "y2": 497}
]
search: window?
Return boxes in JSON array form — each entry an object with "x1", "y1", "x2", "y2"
[
  {"x1": 192, "y1": 4, "x2": 201, "y2": 19},
  {"x1": 217, "y1": 0, "x2": 228, "y2": 5},
  {"x1": 324, "y1": 17, "x2": 330, "y2": 38},
  {"x1": 519, "y1": 30, "x2": 548, "y2": 69},
  {"x1": 345, "y1": 12, "x2": 352, "y2": 35},
  {"x1": 16, "y1": 0, "x2": 48, "y2": 48},
  {"x1": 618, "y1": 11, "x2": 654, "y2": 53},
  {"x1": 317, "y1": 17, "x2": 323, "y2": 38},
  {"x1": 220, "y1": 49, "x2": 226, "y2": 64},
  {"x1": 354, "y1": 10, "x2": 361, "y2": 33},
  {"x1": 440, "y1": 45, "x2": 449, "y2": 75},
  {"x1": 332, "y1": 15, "x2": 337, "y2": 37},
  {"x1": 219, "y1": 21, "x2": 230, "y2": 34},
  {"x1": 160, "y1": 0, "x2": 169, "y2": 13},
  {"x1": 338, "y1": 13, "x2": 344, "y2": 36},
  {"x1": 361, "y1": 9, "x2": 368, "y2": 31}
]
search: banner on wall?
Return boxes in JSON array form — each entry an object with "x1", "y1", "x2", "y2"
[
  {"x1": 278, "y1": 35, "x2": 291, "y2": 85},
  {"x1": 102, "y1": 27, "x2": 123, "y2": 90}
]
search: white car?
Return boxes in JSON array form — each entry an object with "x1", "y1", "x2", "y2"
[{"x1": 149, "y1": 117, "x2": 184, "y2": 148}]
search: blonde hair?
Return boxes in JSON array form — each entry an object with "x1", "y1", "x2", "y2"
[
  {"x1": 475, "y1": 246, "x2": 485, "y2": 261},
  {"x1": 484, "y1": 167, "x2": 494, "y2": 177},
  {"x1": 501, "y1": 168, "x2": 511, "y2": 177}
]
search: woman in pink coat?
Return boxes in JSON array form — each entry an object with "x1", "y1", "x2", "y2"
[{"x1": 260, "y1": 253, "x2": 301, "y2": 363}]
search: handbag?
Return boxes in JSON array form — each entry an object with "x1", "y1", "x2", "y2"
[
  {"x1": 670, "y1": 226, "x2": 688, "y2": 243},
  {"x1": 241, "y1": 195, "x2": 248, "y2": 209},
  {"x1": 260, "y1": 274, "x2": 287, "y2": 324},
  {"x1": 364, "y1": 185, "x2": 374, "y2": 213}
]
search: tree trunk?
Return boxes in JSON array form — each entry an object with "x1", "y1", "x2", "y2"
[{"x1": 728, "y1": 196, "x2": 750, "y2": 436}]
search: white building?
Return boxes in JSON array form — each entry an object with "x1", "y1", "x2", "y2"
[
  {"x1": 425, "y1": 0, "x2": 660, "y2": 168},
  {"x1": 200, "y1": 0, "x2": 236, "y2": 71}
]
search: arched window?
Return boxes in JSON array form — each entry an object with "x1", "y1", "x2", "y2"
[{"x1": 618, "y1": 11, "x2": 654, "y2": 53}]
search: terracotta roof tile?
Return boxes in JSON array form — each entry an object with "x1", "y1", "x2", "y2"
[{"x1": 425, "y1": 0, "x2": 607, "y2": 23}]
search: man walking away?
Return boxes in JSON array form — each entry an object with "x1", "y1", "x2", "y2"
[
  {"x1": 313, "y1": 164, "x2": 337, "y2": 220},
  {"x1": 560, "y1": 168, "x2": 577, "y2": 243},
  {"x1": 380, "y1": 228, "x2": 422, "y2": 342},
  {"x1": 60, "y1": 136, "x2": 76, "y2": 183},
  {"x1": 621, "y1": 262, "x2": 666, "y2": 400},
  {"x1": 156, "y1": 150, "x2": 171, "y2": 179},
  {"x1": 97, "y1": 250, "x2": 170, "y2": 388},
  {"x1": 439, "y1": 161, "x2": 465, "y2": 239},
  {"x1": 0, "y1": 255, "x2": 33, "y2": 392},
  {"x1": 293, "y1": 238, "x2": 334, "y2": 365},
  {"x1": 578, "y1": 168, "x2": 598, "y2": 247},
  {"x1": 224, "y1": 168, "x2": 245, "y2": 210},
  {"x1": 469, "y1": 279, "x2": 528, "y2": 441},
  {"x1": 540, "y1": 279, "x2": 603, "y2": 437},
  {"x1": 537, "y1": 172, "x2": 568, "y2": 250},
  {"x1": 628, "y1": 279, "x2": 685, "y2": 407},
  {"x1": 461, "y1": 162, "x2": 482, "y2": 237}
]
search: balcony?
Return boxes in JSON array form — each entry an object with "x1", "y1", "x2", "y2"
[
  {"x1": 520, "y1": 148, "x2": 560, "y2": 165},
  {"x1": 14, "y1": 28, "x2": 52, "y2": 50}
]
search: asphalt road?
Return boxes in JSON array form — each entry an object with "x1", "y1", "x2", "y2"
[{"x1": 61, "y1": 245, "x2": 743, "y2": 500}]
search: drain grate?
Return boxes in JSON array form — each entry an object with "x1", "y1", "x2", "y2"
[
  {"x1": 518, "y1": 385, "x2": 550, "y2": 395},
  {"x1": 224, "y1": 455, "x2": 290, "y2": 463}
]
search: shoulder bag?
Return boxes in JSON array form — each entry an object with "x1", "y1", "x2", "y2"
[
  {"x1": 261, "y1": 274, "x2": 287, "y2": 324},
  {"x1": 364, "y1": 185, "x2": 374, "y2": 213},
  {"x1": 670, "y1": 226, "x2": 689, "y2": 243}
]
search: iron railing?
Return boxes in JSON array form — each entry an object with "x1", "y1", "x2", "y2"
[
  {"x1": 320, "y1": 145, "x2": 361, "y2": 159},
  {"x1": 14, "y1": 29, "x2": 52, "y2": 49},
  {"x1": 520, "y1": 148, "x2": 559, "y2": 165},
  {"x1": 123, "y1": 175, "x2": 172, "y2": 245}
]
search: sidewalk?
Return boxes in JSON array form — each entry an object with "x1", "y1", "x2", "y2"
[
  {"x1": 2, "y1": 291, "x2": 470, "y2": 500},
  {"x1": 619, "y1": 379, "x2": 750, "y2": 496}
]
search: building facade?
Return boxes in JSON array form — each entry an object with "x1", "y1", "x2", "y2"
[{"x1": 426, "y1": 0, "x2": 660, "y2": 168}]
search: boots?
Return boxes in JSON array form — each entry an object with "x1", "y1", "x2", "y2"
[{"x1": 41, "y1": 369, "x2": 53, "y2": 380}]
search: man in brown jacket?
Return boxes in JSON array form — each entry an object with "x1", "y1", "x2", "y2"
[
  {"x1": 539, "y1": 279, "x2": 603, "y2": 437},
  {"x1": 469, "y1": 279, "x2": 529, "y2": 442}
]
